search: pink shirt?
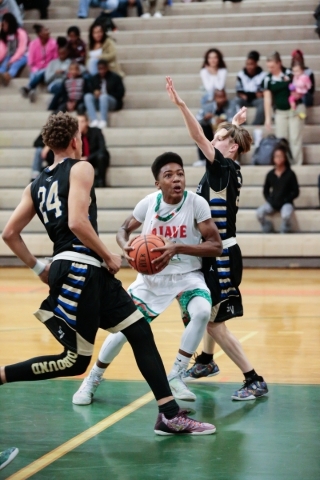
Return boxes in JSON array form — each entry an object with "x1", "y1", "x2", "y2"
[
  {"x1": 0, "y1": 28, "x2": 28, "y2": 64},
  {"x1": 27, "y1": 37, "x2": 58, "y2": 72},
  {"x1": 292, "y1": 73, "x2": 312, "y2": 95}
]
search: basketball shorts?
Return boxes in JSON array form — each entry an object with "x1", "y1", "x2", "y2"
[
  {"x1": 34, "y1": 260, "x2": 142, "y2": 356},
  {"x1": 128, "y1": 270, "x2": 212, "y2": 326},
  {"x1": 202, "y1": 244, "x2": 244, "y2": 322}
]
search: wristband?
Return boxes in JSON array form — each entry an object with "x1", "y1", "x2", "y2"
[{"x1": 31, "y1": 259, "x2": 46, "y2": 276}]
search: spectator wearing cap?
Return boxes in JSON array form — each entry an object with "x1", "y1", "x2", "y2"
[
  {"x1": 291, "y1": 49, "x2": 315, "y2": 107},
  {"x1": 234, "y1": 50, "x2": 266, "y2": 125}
]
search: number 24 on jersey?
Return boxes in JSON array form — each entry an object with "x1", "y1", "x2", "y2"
[{"x1": 38, "y1": 181, "x2": 62, "y2": 224}]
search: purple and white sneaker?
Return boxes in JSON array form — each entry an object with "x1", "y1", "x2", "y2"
[{"x1": 154, "y1": 409, "x2": 216, "y2": 436}]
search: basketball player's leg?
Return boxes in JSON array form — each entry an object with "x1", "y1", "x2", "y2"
[{"x1": 0, "y1": 261, "x2": 100, "y2": 385}]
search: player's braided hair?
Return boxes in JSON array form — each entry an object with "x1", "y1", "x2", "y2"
[
  {"x1": 41, "y1": 112, "x2": 79, "y2": 151},
  {"x1": 217, "y1": 122, "x2": 252, "y2": 155}
]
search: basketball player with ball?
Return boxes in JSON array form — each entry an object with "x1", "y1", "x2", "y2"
[{"x1": 73, "y1": 151, "x2": 223, "y2": 405}]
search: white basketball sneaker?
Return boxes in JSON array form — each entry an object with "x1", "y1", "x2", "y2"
[
  {"x1": 72, "y1": 373, "x2": 102, "y2": 405},
  {"x1": 169, "y1": 373, "x2": 197, "y2": 401}
]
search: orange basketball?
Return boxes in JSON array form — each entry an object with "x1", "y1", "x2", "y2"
[{"x1": 129, "y1": 234, "x2": 166, "y2": 275}]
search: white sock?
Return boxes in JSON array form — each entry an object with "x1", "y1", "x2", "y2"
[
  {"x1": 168, "y1": 353, "x2": 190, "y2": 380},
  {"x1": 91, "y1": 364, "x2": 106, "y2": 378}
]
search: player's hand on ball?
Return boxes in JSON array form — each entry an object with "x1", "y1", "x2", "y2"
[
  {"x1": 122, "y1": 238, "x2": 136, "y2": 263},
  {"x1": 151, "y1": 240, "x2": 177, "y2": 271},
  {"x1": 166, "y1": 76, "x2": 185, "y2": 107},
  {"x1": 106, "y1": 253, "x2": 122, "y2": 274}
]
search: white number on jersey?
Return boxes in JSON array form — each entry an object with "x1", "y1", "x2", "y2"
[{"x1": 38, "y1": 181, "x2": 62, "y2": 224}]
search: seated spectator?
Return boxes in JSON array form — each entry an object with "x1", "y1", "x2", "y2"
[
  {"x1": 291, "y1": 49, "x2": 315, "y2": 107},
  {"x1": 84, "y1": 59, "x2": 125, "y2": 128},
  {"x1": 0, "y1": 12, "x2": 27, "y2": 86},
  {"x1": 78, "y1": 113, "x2": 110, "y2": 187},
  {"x1": 16, "y1": 0, "x2": 50, "y2": 19},
  {"x1": 30, "y1": 131, "x2": 53, "y2": 181},
  {"x1": 141, "y1": 0, "x2": 166, "y2": 18},
  {"x1": 112, "y1": 0, "x2": 143, "y2": 17},
  {"x1": 77, "y1": 0, "x2": 119, "y2": 19},
  {"x1": 20, "y1": 23, "x2": 57, "y2": 102},
  {"x1": 54, "y1": 61, "x2": 91, "y2": 114},
  {"x1": 0, "y1": 0, "x2": 23, "y2": 25},
  {"x1": 289, "y1": 62, "x2": 312, "y2": 118},
  {"x1": 256, "y1": 145, "x2": 299, "y2": 233},
  {"x1": 87, "y1": 21, "x2": 124, "y2": 76},
  {"x1": 44, "y1": 39, "x2": 71, "y2": 94},
  {"x1": 234, "y1": 50, "x2": 266, "y2": 125},
  {"x1": 67, "y1": 25, "x2": 86, "y2": 65},
  {"x1": 263, "y1": 51, "x2": 304, "y2": 165},
  {"x1": 193, "y1": 47, "x2": 227, "y2": 166}
]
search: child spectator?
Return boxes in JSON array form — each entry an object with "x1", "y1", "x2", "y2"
[
  {"x1": 66, "y1": 25, "x2": 86, "y2": 65},
  {"x1": 84, "y1": 58, "x2": 125, "y2": 129},
  {"x1": 0, "y1": 12, "x2": 27, "y2": 85},
  {"x1": 44, "y1": 39, "x2": 71, "y2": 94},
  {"x1": 234, "y1": 50, "x2": 266, "y2": 125},
  {"x1": 54, "y1": 61, "x2": 91, "y2": 114},
  {"x1": 289, "y1": 62, "x2": 312, "y2": 118},
  {"x1": 78, "y1": 113, "x2": 110, "y2": 187},
  {"x1": 291, "y1": 49, "x2": 315, "y2": 106},
  {"x1": 87, "y1": 21, "x2": 124, "y2": 77},
  {"x1": 256, "y1": 145, "x2": 299, "y2": 233},
  {"x1": 16, "y1": 0, "x2": 50, "y2": 19},
  {"x1": 20, "y1": 23, "x2": 57, "y2": 102},
  {"x1": 0, "y1": 0, "x2": 23, "y2": 25}
]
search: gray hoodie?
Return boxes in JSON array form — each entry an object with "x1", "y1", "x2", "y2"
[{"x1": 0, "y1": 0, "x2": 23, "y2": 25}]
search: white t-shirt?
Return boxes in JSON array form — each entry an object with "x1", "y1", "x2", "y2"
[
  {"x1": 200, "y1": 67, "x2": 227, "y2": 97},
  {"x1": 133, "y1": 190, "x2": 211, "y2": 275}
]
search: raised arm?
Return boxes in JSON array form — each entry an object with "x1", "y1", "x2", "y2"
[
  {"x1": 68, "y1": 161, "x2": 121, "y2": 274},
  {"x1": 1, "y1": 184, "x2": 50, "y2": 284},
  {"x1": 166, "y1": 76, "x2": 216, "y2": 162}
]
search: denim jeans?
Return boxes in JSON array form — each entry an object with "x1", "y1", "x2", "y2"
[
  {"x1": 78, "y1": 0, "x2": 119, "y2": 17},
  {"x1": 47, "y1": 79, "x2": 63, "y2": 94},
  {"x1": 29, "y1": 69, "x2": 46, "y2": 89},
  {"x1": 0, "y1": 54, "x2": 27, "y2": 77},
  {"x1": 84, "y1": 92, "x2": 117, "y2": 122}
]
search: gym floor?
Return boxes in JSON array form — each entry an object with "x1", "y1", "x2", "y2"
[{"x1": 1, "y1": 268, "x2": 320, "y2": 479}]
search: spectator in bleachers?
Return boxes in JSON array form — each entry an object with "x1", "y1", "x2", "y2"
[
  {"x1": 67, "y1": 26, "x2": 86, "y2": 65},
  {"x1": 17, "y1": 0, "x2": 50, "y2": 20},
  {"x1": 77, "y1": 0, "x2": 119, "y2": 19},
  {"x1": 193, "y1": 48, "x2": 228, "y2": 166},
  {"x1": 44, "y1": 39, "x2": 71, "y2": 94},
  {"x1": 87, "y1": 21, "x2": 124, "y2": 76},
  {"x1": 256, "y1": 144, "x2": 299, "y2": 233},
  {"x1": 84, "y1": 58, "x2": 125, "y2": 128},
  {"x1": 54, "y1": 61, "x2": 91, "y2": 114},
  {"x1": 78, "y1": 113, "x2": 110, "y2": 187},
  {"x1": 289, "y1": 62, "x2": 312, "y2": 117},
  {"x1": 0, "y1": 12, "x2": 27, "y2": 86},
  {"x1": 234, "y1": 51, "x2": 266, "y2": 125},
  {"x1": 0, "y1": 0, "x2": 23, "y2": 25},
  {"x1": 20, "y1": 23, "x2": 58, "y2": 102},
  {"x1": 30, "y1": 130, "x2": 53, "y2": 181},
  {"x1": 291, "y1": 49, "x2": 315, "y2": 107},
  {"x1": 263, "y1": 51, "x2": 304, "y2": 165},
  {"x1": 112, "y1": 0, "x2": 143, "y2": 17}
]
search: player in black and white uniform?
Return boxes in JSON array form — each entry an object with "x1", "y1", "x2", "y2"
[
  {"x1": 166, "y1": 77, "x2": 268, "y2": 401},
  {"x1": 0, "y1": 112, "x2": 216, "y2": 436}
]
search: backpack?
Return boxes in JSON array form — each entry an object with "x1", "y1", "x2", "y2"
[{"x1": 251, "y1": 135, "x2": 279, "y2": 165}]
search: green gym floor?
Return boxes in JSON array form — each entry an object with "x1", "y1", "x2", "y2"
[{"x1": 1, "y1": 380, "x2": 320, "y2": 479}]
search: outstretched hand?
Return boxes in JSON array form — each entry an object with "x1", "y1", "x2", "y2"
[
  {"x1": 166, "y1": 76, "x2": 185, "y2": 107},
  {"x1": 232, "y1": 106, "x2": 247, "y2": 126}
]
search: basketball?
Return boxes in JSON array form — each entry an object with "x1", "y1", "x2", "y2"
[{"x1": 128, "y1": 234, "x2": 165, "y2": 275}]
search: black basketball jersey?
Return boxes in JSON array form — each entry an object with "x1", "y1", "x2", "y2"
[
  {"x1": 30, "y1": 158, "x2": 101, "y2": 261},
  {"x1": 196, "y1": 149, "x2": 242, "y2": 240}
]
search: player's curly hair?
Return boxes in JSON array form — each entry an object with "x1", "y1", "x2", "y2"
[
  {"x1": 217, "y1": 123, "x2": 253, "y2": 155},
  {"x1": 41, "y1": 112, "x2": 79, "y2": 151}
]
